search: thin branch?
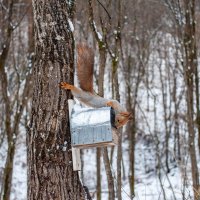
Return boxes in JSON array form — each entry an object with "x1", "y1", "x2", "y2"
[{"x1": 96, "y1": 0, "x2": 111, "y2": 20}]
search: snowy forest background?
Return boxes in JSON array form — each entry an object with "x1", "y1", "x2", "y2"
[{"x1": 0, "y1": 0, "x2": 200, "y2": 199}]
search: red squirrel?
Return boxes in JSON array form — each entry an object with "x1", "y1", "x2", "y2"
[{"x1": 60, "y1": 43, "x2": 132, "y2": 128}]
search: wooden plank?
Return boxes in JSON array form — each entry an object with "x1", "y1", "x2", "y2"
[
  {"x1": 72, "y1": 147, "x2": 81, "y2": 171},
  {"x1": 73, "y1": 129, "x2": 119, "y2": 149},
  {"x1": 74, "y1": 142, "x2": 115, "y2": 149},
  {"x1": 68, "y1": 99, "x2": 81, "y2": 171}
]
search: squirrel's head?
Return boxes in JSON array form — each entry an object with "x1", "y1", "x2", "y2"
[
  {"x1": 106, "y1": 100, "x2": 132, "y2": 128},
  {"x1": 115, "y1": 112, "x2": 133, "y2": 128}
]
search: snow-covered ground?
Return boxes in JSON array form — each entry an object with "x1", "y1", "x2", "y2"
[
  {"x1": 82, "y1": 138, "x2": 194, "y2": 200},
  {"x1": 0, "y1": 120, "x2": 197, "y2": 200}
]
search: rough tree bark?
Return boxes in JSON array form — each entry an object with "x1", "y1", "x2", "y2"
[{"x1": 27, "y1": 1, "x2": 85, "y2": 199}]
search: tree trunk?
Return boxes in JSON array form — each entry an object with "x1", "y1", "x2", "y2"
[
  {"x1": 96, "y1": 46, "x2": 106, "y2": 200},
  {"x1": 0, "y1": 2, "x2": 16, "y2": 199},
  {"x1": 116, "y1": 129, "x2": 122, "y2": 200},
  {"x1": 27, "y1": 1, "x2": 85, "y2": 199},
  {"x1": 183, "y1": 0, "x2": 200, "y2": 199},
  {"x1": 96, "y1": 148, "x2": 101, "y2": 200},
  {"x1": 158, "y1": 60, "x2": 170, "y2": 173},
  {"x1": 126, "y1": 82, "x2": 136, "y2": 199},
  {"x1": 102, "y1": 148, "x2": 115, "y2": 200},
  {"x1": 127, "y1": 112, "x2": 135, "y2": 199},
  {"x1": 2, "y1": 143, "x2": 15, "y2": 200}
]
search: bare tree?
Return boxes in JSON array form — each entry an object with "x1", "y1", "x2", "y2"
[
  {"x1": 163, "y1": 0, "x2": 200, "y2": 198},
  {"x1": 183, "y1": 1, "x2": 200, "y2": 198},
  {"x1": 0, "y1": 1, "x2": 32, "y2": 199}
]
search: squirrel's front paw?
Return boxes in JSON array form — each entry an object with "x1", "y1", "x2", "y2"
[{"x1": 60, "y1": 82, "x2": 73, "y2": 90}]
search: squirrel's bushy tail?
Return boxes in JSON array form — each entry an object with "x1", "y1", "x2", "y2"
[{"x1": 77, "y1": 43, "x2": 94, "y2": 93}]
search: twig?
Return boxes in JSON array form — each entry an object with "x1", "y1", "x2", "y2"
[{"x1": 96, "y1": 0, "x2": 111, "y2": 20}]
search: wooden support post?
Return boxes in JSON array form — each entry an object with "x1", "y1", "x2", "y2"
[
  {"x1": 68, "y1": 99, "x2": 81, "y2": 171},
  {"x1": 72, "y1": 147, "x2": 81, "y2": 171}
]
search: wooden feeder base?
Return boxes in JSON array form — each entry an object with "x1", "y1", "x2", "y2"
[{"x1": 72, "y1": 128, "x2": 118, "y2": 149}]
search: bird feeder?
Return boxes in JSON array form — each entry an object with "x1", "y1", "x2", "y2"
[
  {"x1": 69, "y1": 102, "x2": 118, "y2": 148},
  {"x1": 68, "y1": 100, "x2": 118, "y2": 170}
]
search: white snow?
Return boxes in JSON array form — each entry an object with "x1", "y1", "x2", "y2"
[
  {"x1": 68, "y1": 19, "x2": 74, "y2": 32},
  {"x1": 55, "y1": 35, "x2": 64, "y2": 40}
]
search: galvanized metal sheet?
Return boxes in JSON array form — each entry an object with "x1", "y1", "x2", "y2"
[{"x1": 70, "y1": 105, "x2": 115, "y2": 147}]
